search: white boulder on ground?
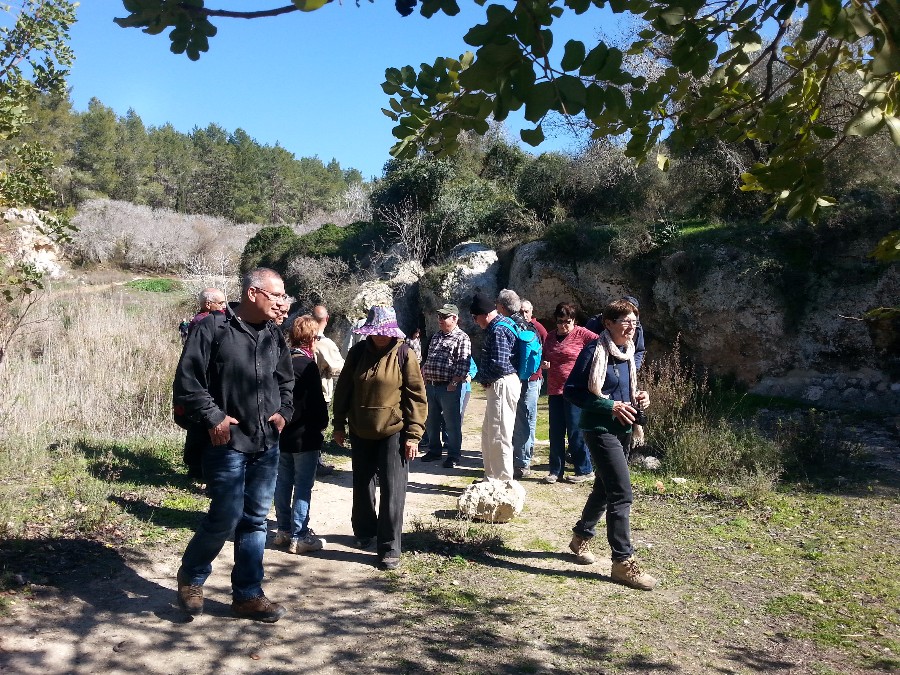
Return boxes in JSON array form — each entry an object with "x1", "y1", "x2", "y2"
[{"x1": 457, "y1": 478, "x2": 526, "y2": 523}]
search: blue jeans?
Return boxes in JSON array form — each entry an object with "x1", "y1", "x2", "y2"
[
  {"x1": 573, "y1": 431, "x2": 633, "y2": 561},
  {"x1": 513, "y1": 379, "x2": 541, "y2": 469},
  {"x1": 274, "y1": 450, "x2": 318, "y2": 539},
  {"x1": 424, "y1": 383, "x2": 464, "y2": 460},
  {"x1": 180, "y1": 444, "x2": 279, "y2": 601},
  {"x1": 548, "y1": 394, "x2": 593, "y2": 477}
]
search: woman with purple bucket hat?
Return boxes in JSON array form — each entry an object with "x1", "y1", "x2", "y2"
[{"x1": 331, "y1": 306, "x2": 427, "y2": 570}]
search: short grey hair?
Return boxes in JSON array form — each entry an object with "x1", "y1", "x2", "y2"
[
  {"x1": 521, "y1": 299, "x2": 533, "y2": 312},
  {"x1": 241, "y1": 267, "x2": 281, "y2": 295},
  {"x1": 497, "y1": 288, "x2": 521, "y2": 314},
  {"x1": 198, "y1": 288, "x2": 221, "y2": 306}
]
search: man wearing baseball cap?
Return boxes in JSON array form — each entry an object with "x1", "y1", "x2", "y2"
[{"x1": 419, "y1": 303, "x2": 472, "y2": 469}]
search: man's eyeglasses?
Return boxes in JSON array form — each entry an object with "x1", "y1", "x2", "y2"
[
  {"x1": 253, "y1": 287, "x2": 288, "y2": 302},
  {"x1": 615, "y1": 319, "x2": 639, "y2": 326}
]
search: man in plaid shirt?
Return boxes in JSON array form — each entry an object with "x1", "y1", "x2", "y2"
[
  {"x1": 470, "y1": 292, "x2": 521, "y2": 481},
  {"x1": 420, "y1": 303, "x2": 472, "y2": 469}
]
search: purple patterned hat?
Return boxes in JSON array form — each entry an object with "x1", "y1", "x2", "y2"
[{"x1": 353, "y1": 305, "x2": 406, "y2": 339}]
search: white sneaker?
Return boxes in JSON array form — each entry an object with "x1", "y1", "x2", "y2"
[{"x1": 289, "y1": 530, "x2": 326, "y2": 554}]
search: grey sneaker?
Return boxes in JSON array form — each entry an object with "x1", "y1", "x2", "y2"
[
  {"x1": 513, "y1": 467, "x2": 530, "y2": 480},
  {"x1": 272, "y1": 530, "x2": 291, "y2": 547},
  {"x1": 542, "y1": 473, "x2": 559, "y2": 484},
  {"x1": 176, "y1": 569, "x2": 204, "y2": 616},
  {"x1": 568, "y1": 534, "x2": 596, "y2": 565},
  {"x1": 289, "y1": 530, "x2": 326, "y2": 554},
  {"x1": 567, "y1": 472, "x2": 595, "y2": 484},
  {"x1": 611, "y1": 557, "x2": 658, "y2": 590}
]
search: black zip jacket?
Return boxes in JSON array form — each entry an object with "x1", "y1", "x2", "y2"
[
  {"x1": 280, "y1": 350, "x2": 328, "y2": 453},
  {"x1": 173, "y1": 305, "x2": 294, "y2": 453}
]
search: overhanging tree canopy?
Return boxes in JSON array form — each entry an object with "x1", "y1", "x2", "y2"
[{"x1": 115, "y1": 0, "x2": 900, "y2": 224}]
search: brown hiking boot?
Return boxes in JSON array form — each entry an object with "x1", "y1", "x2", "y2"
[
  {"x1": 568, "y1": 534, "x2": 596, "y2": 565},
  {"x1": 176, "y1": 570, "x2": 204, "y2": 616},
  {"x1": 231, "y1": 594, "x2": 286, "y2": 623},
  {"x1": 611, "y1": 557, "x2": 657, "y2": 591}
]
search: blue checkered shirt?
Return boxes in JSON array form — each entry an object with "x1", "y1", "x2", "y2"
[{"x1": 477, "y1": 316, "x2": 517, "y2": 384}]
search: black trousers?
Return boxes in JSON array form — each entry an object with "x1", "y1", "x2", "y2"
[
  {"x1": 572, "y1": 430, "x2": 634, "y2": 562},
  {"x1": 350, "y1": 432, "x2": 408, "y2": 559}
]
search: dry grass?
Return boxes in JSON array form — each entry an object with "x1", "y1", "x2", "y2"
[{"x1": 0, "y1": 286, "x2": 182, "y2": 439}]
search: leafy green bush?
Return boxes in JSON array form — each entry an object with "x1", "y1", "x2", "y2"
[
  {"x1": 240, "y1": 225, "x2": 298, "y2": 273},
  {"x1": 125, "y1": 278, "x2": 183, "y2": 293},
  {"x1": 541, "y1": 220, "x2": 615, "y2": 262}
]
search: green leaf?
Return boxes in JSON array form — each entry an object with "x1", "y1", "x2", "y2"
[
  {"x1": 845, "y1": 106, "x2": 885, "y2": 137},
  {"x1": 524, "y1": 81, "x2": 556, "y2": 122},
  {"x1": 580, "y1": 42, "x2": 609, "y2": 77},
  {"x1": 520, "y1": 125, "x2": 545, "y2": 146},
  {"x1": 885, "y1": 115, "x2": 900, "y2": 146},
  {"x1": 561, "y1": 40, "x2": 586, "y2": 71}
]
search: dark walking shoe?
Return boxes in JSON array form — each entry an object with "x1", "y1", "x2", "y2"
[
  {"x1": 379, "y1": 556, "x2": 400, "y2": 571},
  {"x1": 316, "y1": 461, "x2": 335, "y2": 476},
  {"x1": 442, "y1": 457, "x2": 458, "y2": 469},
  {"x1": 354, "y1": 537, "x2": 375, "y2": 550},
  {"x1": 231, "y1": 594, "x2": 286, "y2": 622},
  {"x1": 176, "y1": 570, "x2": 204, "y2": 616},
  {"x1": 421, "y1": 451, "x2": 443, "y2": 462},
  {"x1": 513, "y1": 467, "x2": 530, "y2": 480}
]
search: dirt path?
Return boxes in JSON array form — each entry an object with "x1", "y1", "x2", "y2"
[{"x1": 0, "y1": 398, "x2": 493, "y2": 675}]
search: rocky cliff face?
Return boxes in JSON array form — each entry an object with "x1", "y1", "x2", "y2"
[{"x1": 415, "y1": 236, "x2": 899, "y2": 414}]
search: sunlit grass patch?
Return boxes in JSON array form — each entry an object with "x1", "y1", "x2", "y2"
[{"x1": 125, "y1": 278, "x2": 183, "y2": 292}]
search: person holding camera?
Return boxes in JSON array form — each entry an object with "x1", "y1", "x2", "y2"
[{"x1": 561, "y1": 298, "x2": 657, "y2": 591}]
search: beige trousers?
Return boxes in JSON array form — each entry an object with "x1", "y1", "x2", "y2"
[{"x1": 481, "y1": 372, "x2": 522, "y2": 481}]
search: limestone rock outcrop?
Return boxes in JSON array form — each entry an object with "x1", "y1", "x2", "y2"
[
  {"x1": 457, "y1": 478, "x2": 526, "y2": 523},
  {"x1": 419, "y1": 242, "x2": 500, "y2": 336}
]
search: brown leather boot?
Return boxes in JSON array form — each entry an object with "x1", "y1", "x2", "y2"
[
  {"x1": 611, "y1": 557, "x2": 658, "y2": 591},
  {"x1": 568, "y1": 534, "x2": 596, "y2": 565},
  {"x1": 231, "y1": 594, "x2": 286, "y2": 622},
  {"x1": 176, "y1": 570, "x2": 204, "y2": 616}
]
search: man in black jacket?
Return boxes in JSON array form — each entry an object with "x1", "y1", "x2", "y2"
[{"x1": 173, "y1": 268, "x2": 294, "y2": 622}]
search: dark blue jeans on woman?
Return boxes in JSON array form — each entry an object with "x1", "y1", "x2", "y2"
[
  {"x1": 548, "y1": 394, "x2": 593, "y2": 477},
  {"x1": 572, "y1": 430, "x2": 634, "y2": 562},
  {"x1": 180, "y1": 443, "x2": 279, "y2": 601}
]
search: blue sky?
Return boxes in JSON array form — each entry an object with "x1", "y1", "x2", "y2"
[{"x1": 67, "y1": 1, "x2": 615, "y2": 179}]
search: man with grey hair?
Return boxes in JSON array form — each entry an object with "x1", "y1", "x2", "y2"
[
  {"x1": 187, "y1": 287, "x2": 226, "y2": 333},
  {"x1": 496, "y1": 288, "x2": 522, "y2": 318},
  {"x1": 174, "y1": 267, "x2": 294, "y2": 623},
  {"x1": 512, "y1": 299, "x2": 547, "y2": 479}
]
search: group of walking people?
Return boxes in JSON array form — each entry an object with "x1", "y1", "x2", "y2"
[{"x1": 172, "y1": 267, "x2": 656, "y2": 624}]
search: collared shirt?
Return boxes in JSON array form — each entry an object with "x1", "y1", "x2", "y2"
[
  {"x1": 174, "y1": 306, "x2": 295, "y2": 453},
  {"x1": 477, "y1": 315, "x2": 517, "y2": 384},
  {"x1": 422, "y1": 327, "x2": 471, "y2": 382}
]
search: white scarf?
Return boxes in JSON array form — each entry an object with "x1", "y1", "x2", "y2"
[{"x1": 588, "y1": 330, "x2": 638, "y2": 403}]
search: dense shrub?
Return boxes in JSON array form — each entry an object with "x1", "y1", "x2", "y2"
[{"x1": 240, "y1": 225, "x2": 299, "y2": 273}]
